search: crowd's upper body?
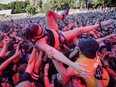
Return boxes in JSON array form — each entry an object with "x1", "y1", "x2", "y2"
[{"x1": 0, "y1": 8, "x2": 116, "y2": 87}]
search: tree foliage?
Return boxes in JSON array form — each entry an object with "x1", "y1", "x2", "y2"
[
  {"x1": 25, "y1": 5, "x2": 36, "y2": 15},
  {"x1": 0, "y1": 0, "x2": 115, "y2": 14},
  {"x1": 12, "y1": 1, "x2": 26, "y2": 13},
  {"x1": 48, "y1": 0, "x2": 73, "y2": 10},
  {"x1": 0, "y1": 0, "x2": 29, "y2": 13},
  {"x1": 0, "y1": 4, "x2": 10, "y2": 10},
  {"x1": 92, "y1": 0, "x2": 102, "y2": 6}
]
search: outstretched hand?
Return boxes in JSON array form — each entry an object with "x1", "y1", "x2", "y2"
[
  {"x1": 74, "y1": 62, "x2": 92, "y2": 78},
  {"x1": 14, "y1": 44, "x2": 21, "y2": 57}
]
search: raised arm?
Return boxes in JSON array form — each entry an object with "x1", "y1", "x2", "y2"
[
  {"x1": 10, "y1": 33, "x2": 24, "y2": 45},
  {"x1": 44, "y1": 63, "x2": 54, "y2": 87},
  {"x1": 0, "y1": 36, "x2": 10, "y2": 57},
  {"x1": 25, "y1": 47, "x2": 37, "y2": 74},
  {"x1": 96, "y1": 31, "x2": 116, "y2": 43},
  {"x1": 15, "y1": 36, "x2": 24, "y2": 45},
  {"x1": 0, "y1": 44, "x2": 20, "y2": 74},
  {"x1": 33, "y1": 51, "x2": 43, "y2": 73},
  {"x1": 31, "y1": 50, "x2": 43, "y2": 80},
  {"x1": 35, "y1": 39, "x2": 92, "y2": 78},
  {"x1": 52, "y1": 59, "x2": 75, "y2": 78}
]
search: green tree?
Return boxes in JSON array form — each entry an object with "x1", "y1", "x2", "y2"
[
  {"x1": 41, "y1": 0, "x2": 74, "y2": 12},
  {"x1": 0, "y1": 4, "x2": 10, "y2": 10},
  {"x1": 9, "y1": 1, "x2": 27, "y2": 13},
  {"x1": 105, "y1": 0, "x2": 116, "y2": 7},
  {"x1": 14, "y1": 2, "x2": 22, "y2": 13},
  {"x1": 38, "y1": 0, "x2": 43, "y2": 8},
  {"x1": 0, "y1": 4, "x2": 3, "y2": 10},
  {"x1": 92, "y1": 0, "x2": 102, "y2": 8},
  {"x1": 25, "y1": 5, "x2": 36, "y2": 15},
  {"x1": 10, "y1": 2, "x2": 16, "y2": 11},
  {"x1": 25, "y1": 0, "x2": 30, "y2": 5}
]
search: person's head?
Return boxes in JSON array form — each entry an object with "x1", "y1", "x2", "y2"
[
  {"x1": 71, "y1": 75, "x2": 84, "y2": 87},
  {"x1": 78, "y1": 38, "x2": 99, "y2": 59},
  {"x1": 10, "y1": 31, "x2": 17, "y2": 36},
  {"x1": 108, "y1": 27, "x2": 113, "y2": 34},
  {"x1": 99, "y1": 46, "x2": 108, "y2": 54},
  {"x1": 1, "y1": 24, "x2": 10, "y2": 33},
  {"x1": 8, "y1": 41, "x2": 18, "y2": 51},
  {"x1": 0, "y1": 77, "x2": 13, "y2": 87},
  {"x1": 104, "y1": 38, "x2": 111, "y2": 44},
  {"x1": 22, "y1": 23, "x2": 42, "y2": 41},
  {"x1": 21, "y1": 43, "x2": 29, "y2": 53}
]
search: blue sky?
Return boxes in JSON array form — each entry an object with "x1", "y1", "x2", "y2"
[{"x1": 0, "y1": 0, "x2": 25, "y2": 4}]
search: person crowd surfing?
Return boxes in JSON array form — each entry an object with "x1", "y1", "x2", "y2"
[{"x1": 0, "y1": 8, "x2": 115, "y2": 87}]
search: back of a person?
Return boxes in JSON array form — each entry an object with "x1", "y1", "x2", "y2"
[{"x1": 75, "y1": 54, "x2": 109, "y2": 87}]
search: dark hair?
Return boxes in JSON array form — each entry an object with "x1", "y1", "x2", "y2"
[
  {"x1": 8, "y1": 41, "x2": 18, "y2": 51},
  {"x1": 112, "y1": 42, "x2": 116, "y2": 45},
  {"x1": 22, "y1": 24, "x2": 39, "y2": 39},
  {"x1": 78, "y1": 38, "x2": 99, "y2": 59},
  {"x1": 98, "y1": 46, "x2": 108, "y2": 53},
  {"x1": 1, "y1": 24, "x2": 10, "y2": 33},
  {"x1": 22, "y1": 43, "x2": 29, "y2": 51}
]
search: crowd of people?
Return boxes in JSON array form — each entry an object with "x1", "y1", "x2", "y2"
[{"x1": 0, "y1": 8, "x2": 116, "y2": 87}]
